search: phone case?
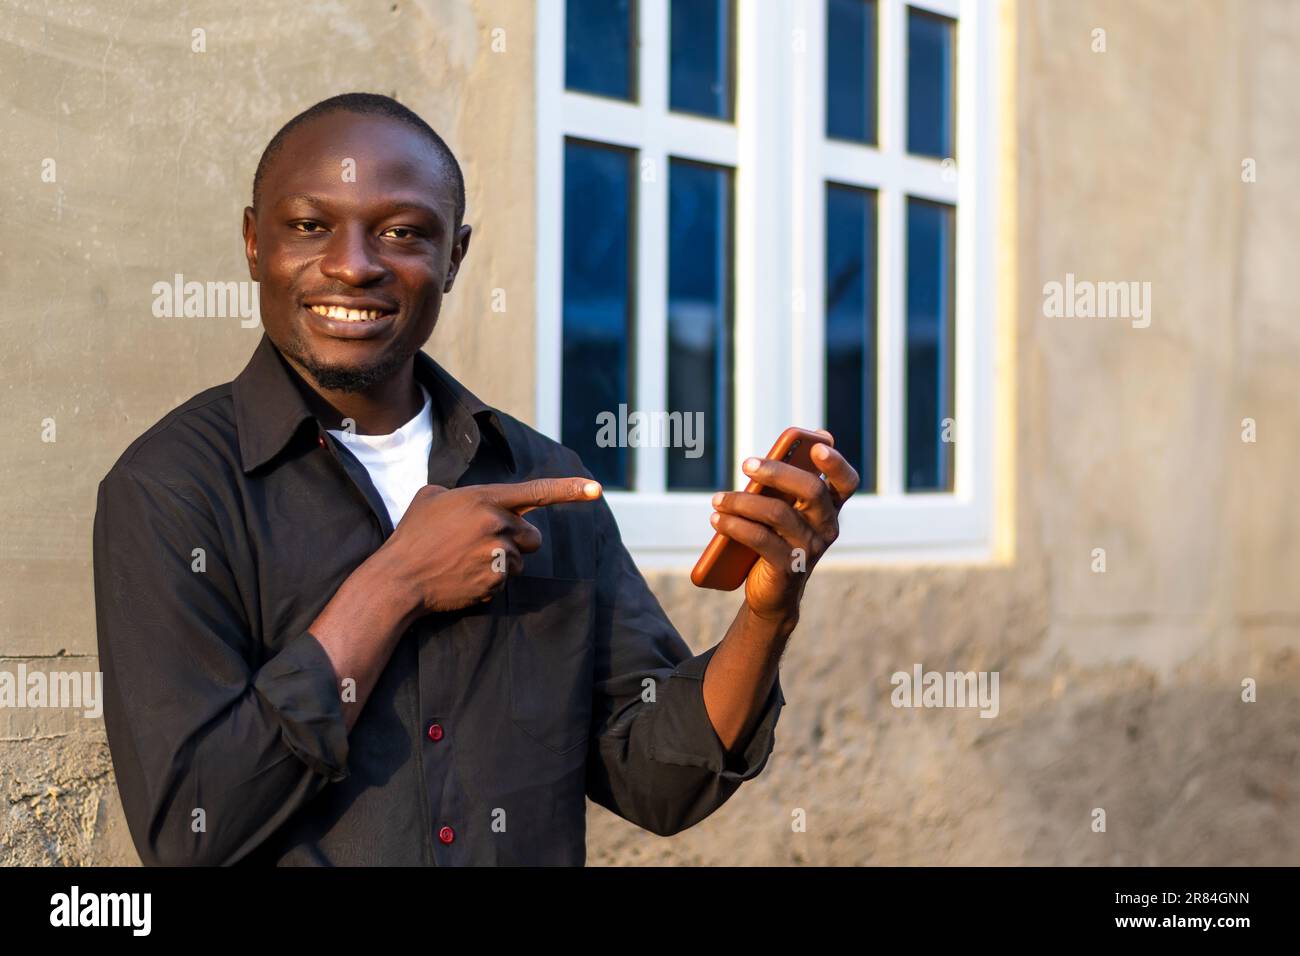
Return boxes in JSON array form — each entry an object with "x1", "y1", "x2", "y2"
[{"x1": 690, "y1": 427, "x2": 831, "y2": 591}]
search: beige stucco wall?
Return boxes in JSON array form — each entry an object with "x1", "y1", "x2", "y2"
[{"x1": 2, "y1": 0, "x2": 1296, "y2": 866}]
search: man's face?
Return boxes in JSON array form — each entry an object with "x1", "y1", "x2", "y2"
[{"x1": 242, "y1": 111, "x2": 470, "y2": 392}]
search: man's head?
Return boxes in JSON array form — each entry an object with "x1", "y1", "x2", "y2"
[{"x1": 243, "y1": 93, "x2": 471, "y2": 393}]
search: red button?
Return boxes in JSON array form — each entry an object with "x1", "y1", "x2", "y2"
[
  {"x1": 438, "y1": 825, "x2": 455, "y2": 845},
  {"x1": 427, "y1": 722, "x2": 444, "y2": 742},
  {"x1": 317, "y1": 435, "x2": 326, "y2": 448}
]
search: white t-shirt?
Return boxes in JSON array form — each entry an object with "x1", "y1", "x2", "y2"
[{"x1": 326, "y1": 385, "x2": 434, "y2": 530}]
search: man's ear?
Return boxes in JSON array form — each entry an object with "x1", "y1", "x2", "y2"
[
  {"x1": 242, "y1": 206, "x2": 260, "y2": 280},
  {"x1": 443, "y1": 223, "x2": 472, "y2": 293}
]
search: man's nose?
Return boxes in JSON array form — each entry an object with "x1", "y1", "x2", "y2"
[{"x1": 319, "y1": 224, "x2": 386, "y2": 286}]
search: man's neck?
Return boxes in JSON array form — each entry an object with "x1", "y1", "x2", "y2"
[{"x1": 288, "y1": 357, "x2": 425, "y2": 436}]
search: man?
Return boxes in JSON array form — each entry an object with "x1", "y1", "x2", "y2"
[{"x1": 93, "y1": 93, "x2": 859, "y2": 866}]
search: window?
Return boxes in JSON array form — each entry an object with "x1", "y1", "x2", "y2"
[
  {"x1": 560, "y1": 140, "x2": 635, "y2": 488},
  {"x1": 825, "y1": 182, "x2": 877, "y2": 490},
  {"x1": 906, "y1": 7, "x2": 955, "y2": 158},
  {"x1": 565, "y1": 0, "x2": 636, "y2": 100},
  {"x1": 539, "y1": 0, "x2": 1000, "y2": 565},
  {"x1": 667, "y1": 158, "x2": 734, "y2": 490},
  {"x1": 905, "y1": 196, "x2": 956, "y2": 491},
  {"x1": 669, "y1": 0, "x2": 735, "y2": 120},
  {"x1": 826, "y1": 0, "x2": 878, "y2": 144}
]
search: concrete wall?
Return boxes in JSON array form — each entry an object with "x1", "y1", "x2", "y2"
[
  {"x1": 0, "y1": 0, "x2": 536, "y2": 865},
  {"x1": 2, "y1": 0, "x2": 1296, "y2": 866}
]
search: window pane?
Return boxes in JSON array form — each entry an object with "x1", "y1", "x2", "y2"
[
  {"x1": 826, "y1": 0, "x2": 877, "y2": 144},
  {"x1": 824, "y1": 183, "x2": 877, "y2": 492},
  {"x1": 667, "y1": 160, "x2": 733, "y2": 490},
  {"x1": 906, "y1": 7, "x2": 955, "y2": 158},
  {"x1": 566, "y1": 0, "x2": 636, "y2": 100},
  {"x1": 670, "y1": 0, "x2": 734, "y2": 119},
  {"x1": 563, "y1": 140, "x2": 635, "y2": 488},
  {"x1": 905, "y1": 197, "x2": 955, "y2": 491}
]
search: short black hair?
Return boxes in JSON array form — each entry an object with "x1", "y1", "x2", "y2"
[{"x1": 251, "y1": 92, "x2": 465, "y2": 229}]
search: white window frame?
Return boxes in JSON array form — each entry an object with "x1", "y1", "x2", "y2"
[{"x1": 537, "y1": 0, "x2": 1001, "y2": 569}]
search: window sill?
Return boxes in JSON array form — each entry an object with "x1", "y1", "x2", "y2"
[{"x1": 605, "y1": 489, "x2": 994, "y2": 570}]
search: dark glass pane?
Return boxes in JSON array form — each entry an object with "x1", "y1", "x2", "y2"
[
  {"x1": 670, "y1": 0, "x2": 734, "y2": 119},
  {"x1": 826, "y1": 0, "x2": 877, "y2": 144},
  {"x1": 562, "y1": 140, "x2": 635, "y2": 488},
  {"x1": 905, "y1": 197, "x2": 955, "y2": 491},
  {"x1": 566, "y1": 0, "x2": 636, "y2": 100},
  {"x1": 906, "y1": 7, "x2": 955, "y2": 158},
  {"x1": 667, "y1": 160, "x2": 733, "y2": 490},
  {"x1": 824, "y1": 183, "x2": 877, "y2": 492}
]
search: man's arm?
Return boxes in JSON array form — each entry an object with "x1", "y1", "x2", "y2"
[
  {"x1": 582, "y1": 434, "x2": 858, "y2": 838},
  {"x1": 95, "y1": 465, "x2": 600, "y2": 865},
  {"x1": 702, "y1": 601, "x2": 797, "y2": 751},
  {"x1": 94, "y1": 465, "x2": 357, "y2": 866},
  {"x1": 305, "y1": 551, "x2": 420, "y2": 733},
  {"x1": 583, "y1": 487, "x2": 788, "y2": 839},
  {"x1": 308, "y1": 476, "x2": 604, "y2": 729}
]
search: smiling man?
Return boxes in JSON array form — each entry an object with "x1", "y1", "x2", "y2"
[{"x1": 92, "y1": 93, "x2": 859, "y2": 866}]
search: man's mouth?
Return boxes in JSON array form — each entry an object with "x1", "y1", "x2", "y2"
[
  {"x1": 300, "y1": 299, "x2": 400, "y2": 340},
  {"x1": 306, "y1": 304, "x2": 392, "y2": 323}
]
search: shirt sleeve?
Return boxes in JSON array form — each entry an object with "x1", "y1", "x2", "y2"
[
  {"x1": 93, "y1": 464, "x2": 351, "y2": 866},
  {"x1": 582, "y1": 488, "x2": 786, "y2": 837}
]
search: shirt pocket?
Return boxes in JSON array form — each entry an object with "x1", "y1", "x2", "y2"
[{"x1": 506, "y1": 574, "x2": 596, "y2": 757}]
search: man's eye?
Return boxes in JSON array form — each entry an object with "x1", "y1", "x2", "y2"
[
  {"x1": 291, "y1": 221, "x2": 326, "y2": 233},
  {"x1": 382, "y1": 226, "x2": 419, "y2": 240}
]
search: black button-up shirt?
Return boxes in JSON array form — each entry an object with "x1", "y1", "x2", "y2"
[{"x1": 92, "y1": 334, "x2": 785, "y2": 866}]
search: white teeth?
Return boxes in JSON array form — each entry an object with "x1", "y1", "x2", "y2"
[{"x1": 308, "y1": 304, "x2": 385, "y2": 322}]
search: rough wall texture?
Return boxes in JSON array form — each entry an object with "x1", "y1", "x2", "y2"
[
  {"x1": 0, "y1": 0, "x2": 535, "y2": 865},
  {"x1": 2, "y1": 0, "x2": 1296, "y2": 866}
]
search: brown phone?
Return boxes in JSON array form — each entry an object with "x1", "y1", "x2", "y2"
[{"x1": 690, "y1": 427, "x2": 832, "y2": 591}]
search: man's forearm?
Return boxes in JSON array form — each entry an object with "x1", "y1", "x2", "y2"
[
  {"x1": 701, "y1": 604, "x2": 796, "y2": 752},
  {"x1": 308, "y1": 546, "x2": 422, "y2": 731}
]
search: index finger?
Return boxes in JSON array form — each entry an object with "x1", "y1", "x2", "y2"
[
  {"x1": 810, "y1": 441, "x2": 860, "y2": 508},
  {"x1": 478, "y1": 476, "x2": 604, "y2": 515}
]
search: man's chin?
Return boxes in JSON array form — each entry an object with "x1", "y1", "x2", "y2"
[{"x1": 287, "y1": 337, "x2": 416, "y2": 394}]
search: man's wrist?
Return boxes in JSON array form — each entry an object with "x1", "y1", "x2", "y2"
[
  {"x1": 743, "y1": 601, "x2": 800, "y2": 641},
  {"x1": 356, "y1": 545, "x2": 425, "y2": 630}
]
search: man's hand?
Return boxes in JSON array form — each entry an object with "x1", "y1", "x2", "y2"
[
  {"x1": 308, "y1": 475, "x2": 601, "y2": 732},
  {"x1": 379, "y1": 477, "x2": 603, "y2": 614},
  {"x1": 709, "y1": 429, "x2": 859, "y2": 623}
]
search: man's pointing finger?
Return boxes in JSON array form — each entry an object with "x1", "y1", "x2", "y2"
[{"x1": 481, "y1": 477, "x2": 603, "y2": 515}]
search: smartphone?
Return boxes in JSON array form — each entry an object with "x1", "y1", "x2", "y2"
[{"x1": 690, "y1": 426, "x2": 832, "y2": 591}]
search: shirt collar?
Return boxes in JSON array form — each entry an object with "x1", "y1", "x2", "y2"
[{"x1": 232, "y1": 333, "x2": 517, "y2": 475}]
